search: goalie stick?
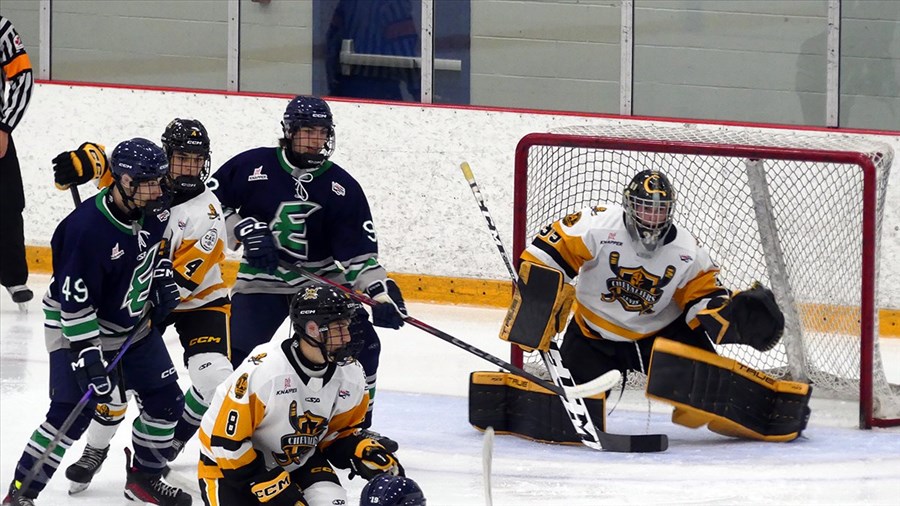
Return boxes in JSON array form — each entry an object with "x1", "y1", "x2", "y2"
[
  {"x1": 460, "y1": 161, "x2": 668, "y2": 453},
  {"x1": 277, "y1": 260, "x2": 619, "y2": 399}
]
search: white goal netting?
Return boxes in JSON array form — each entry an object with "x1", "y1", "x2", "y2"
[{"x1": 515, "y1": 122, "x2": 899, "y2": 427}]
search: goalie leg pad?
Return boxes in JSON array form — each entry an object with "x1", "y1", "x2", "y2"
[
  {"x1": 500, "y1": 261, "x2": 575, "y2": 352},
  {"x1": 468, "y1": 371, "x2": 605, "y2": 444},
  {"x1": 646, "y1": 338, "x2": 811, "y2": 442}
]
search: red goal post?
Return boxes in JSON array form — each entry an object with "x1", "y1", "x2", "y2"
[{"x1": 511, "y1": 122, "x2": 899, "y2": 429}]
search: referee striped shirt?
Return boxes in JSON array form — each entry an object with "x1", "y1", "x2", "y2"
[{"x1": 0, "y1": 15, "x2": 34, "y2": 133}]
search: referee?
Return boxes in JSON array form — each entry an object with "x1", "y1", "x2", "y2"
[{"x1": 0, "y1": 15, "x2": 35, "y2": 308}]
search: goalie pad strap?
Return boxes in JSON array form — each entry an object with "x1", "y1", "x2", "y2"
[
  {"x1": 646, "y1": 338, "x2": 811, "y2": 442},
  {"x1": 468, "y1": 371, "x2": 605, "y2": 444},
  {"x1": 500, "y1": 261, "x2": 575, "y2": 352}
]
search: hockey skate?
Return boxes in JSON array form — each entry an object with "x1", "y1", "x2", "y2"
[
  {"x1": 5, "y1": 285, "x2": 33, "y2": 312},
  {"x1": 65, "y1": 444, "x2": 109, "y2": 494},
  {"x1": 123, "y1": 448, "x2": 191, "y2": 506},
  {"x1": 359, "y1": 429, "x2": 399, "y2": 453},
  {"x1": 2, "y1": 481, "x2": 36, "y2": 506}
]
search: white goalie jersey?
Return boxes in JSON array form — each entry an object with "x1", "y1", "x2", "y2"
[
  {"x1": 522, "y1": 204, "x2": 727, "y2": 342},
  {"x1": 198, "y1": 337, "x2": 369, "y2": 481},
  {"x1": 167, "y1": 188, "x2": 230, "y2": 310}
]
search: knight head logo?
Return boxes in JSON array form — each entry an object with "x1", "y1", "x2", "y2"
[
  {"x1": 271, "y1": 401, "x2": 328, "y2": 466},
  {"x1": 600, "y1": 252, "x2": 676, "y2": 314}
]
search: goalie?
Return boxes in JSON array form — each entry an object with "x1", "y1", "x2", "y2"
[{"x1": 500, "y1": 169, "x2": 811, "y2": 442}]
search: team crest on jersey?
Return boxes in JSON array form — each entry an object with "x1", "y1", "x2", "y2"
[
  {"x1": 248, "y1": 352, "x2": 268, "y2": 365},
  {"x1": 248, "y1": 166, "x2": 268, "y2": 181},
  {"x1": 600, "y1": 252, "x2": 676, "y2": 314},
  {"x1": 562, "y1": 211, "x2": 582, "y2": 227},
  {"x1": 207, "y1": 204, "x2": 220, "y2": 219},
  {"x1": 302, "y1": 287, "x2": 321, "y2": 300},
  {"x1": 234, "y1": 373, "x2": 249, "y2": 399},
  {"x1": 272, "y1": 402, "x2": 327, "y2": 466},
  {"x1": 331, "y1": 181, "x2": 346, "y2": 196}
]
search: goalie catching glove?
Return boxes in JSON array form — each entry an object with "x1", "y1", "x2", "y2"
[
  {"x1": 694, "y1": 282, "x2": 784, "y2": 352},
  {"x1": 500, "y1": 261, "x2": 575, "y2": 352},
  {"x1": 52, "y1": 142, "x2": 108, "y2": 190},
  {"x1": 364, "y1": 279, "x2": 407, "y2": 329},
  {"x1": 249, "y1": 468, "x2": 308, "y2": 505}
]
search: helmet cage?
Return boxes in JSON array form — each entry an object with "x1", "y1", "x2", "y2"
[
  {"x1": 623, "y1": 170, "x2": 676, "y2": 254},
  {"x1": 281, "y1": 96, "x2": 336, "y2": 169},
  {"x1": 110, "y1": 138, "x2": 172, "y2": 218},
  {"x1": 290, "y1": 286, "x2": 364, "y2": 365},
  {"x1": 161, "y1": 119, "x2": 212, "y2": 193}
]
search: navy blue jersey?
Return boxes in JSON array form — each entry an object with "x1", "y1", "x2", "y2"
[
  {"x1": 210, "y1": 147, "x2": 386, "y2": 294},
  {"x1": 42, "y1": 188, "x2": 170, "y2": 352}
]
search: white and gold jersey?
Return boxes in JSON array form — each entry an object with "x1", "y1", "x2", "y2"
[
  {"x1": 522, "y1": 204, "x2": 727, "y2": 342},
  {"x1": 168, "y1": 188, "x2": 229, "y2": 310},
  {"x1": 198, "y1": 337, "x2": 368, "y2": 480}
]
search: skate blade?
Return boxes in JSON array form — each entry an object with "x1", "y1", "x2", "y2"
[{"x1": 68, "y1": 481, "x2": 91, "y2": 495}]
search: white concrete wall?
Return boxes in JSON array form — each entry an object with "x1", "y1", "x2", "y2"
[{"x1": 12, "y1": 83, "x2": 900, "y2": 307}]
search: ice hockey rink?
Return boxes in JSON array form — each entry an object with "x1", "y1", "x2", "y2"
[{"x1": 2, "y1": 274, "x2": 899, "y2": 505}]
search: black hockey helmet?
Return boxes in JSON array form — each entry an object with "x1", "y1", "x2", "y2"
[
  {"x1": 361, "y1": 474, "x2": 426, "y2": 506},
  {"x1": 622, "y1": 169, "x2": 676, "y2": 255},
  {"x1": 289, "y1": 284, "x2": 363, "y2": 364},
  {"x1": 281, "y1": 95, "x2": 335, "y2": 169},
  {"x1": 109, "y1": 137, "x2": 172, "y2": 218},
  {"x1": 161, "y1": 118, "x2": 211, "y2": 194}
]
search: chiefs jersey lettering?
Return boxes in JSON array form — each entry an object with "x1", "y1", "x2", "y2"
[
  {"x1": 600, "y1": 252, "x2": 676, "y2": 314},
  {"x1": 273, "y1": 403, "x2": 327, "y2": 466},
  {"x1": 521, "y1": 204, "x2": 726, "y2": 342}
]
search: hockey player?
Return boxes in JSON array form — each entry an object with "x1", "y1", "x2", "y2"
[
  {"x1": 360, "y1": 474, "x2": 426, "y2": 505},
  {"x1": 208, "y1": 95, "x2": 405, "y2": 446},
  {"x1": 501, "y1": 169, "x2": 811, "y2": 442},
  {"x1": 3, "y1": 138, "x2": 190, "y2": 506},
  {"x1": 198, "y1": 285, "x2": 404, "y2": 506},
  {"x1": 50, "y1": 120, "x2": 233, "y2": 493}
]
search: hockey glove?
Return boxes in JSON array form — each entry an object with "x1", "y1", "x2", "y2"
[
  {"x1": 70, "y1": 340, "x2": 114, "y2": 402},
  {"x1": 348, "y1": 438, "x2": 404, "y2": 480},
  {"x1": 52, "y1": 142, "x2": 108, "y2": 190},
  {"x1": 249, "y1": 468, "x2": 308, "y2": 506},
  {"x1": 731, "y1": 282, "x2": 785, "y2": 352},
  {"x1": 364, "y1": 279, "x2": 407, "y2": 329},
  {"x1": 150, "y1": 258, "x2": 181, "y2": 326},
  {"x1": 235, "y1": 217, "x2": 279, "y2": 273}
]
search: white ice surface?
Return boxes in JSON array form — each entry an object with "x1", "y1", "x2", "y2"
[{"x1": 2, "y1": 274, "x2": 899, "y2": 505}]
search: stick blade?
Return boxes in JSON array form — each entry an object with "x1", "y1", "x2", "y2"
[{"x1": 564, "y1": 369, "x2": 621, "y2": 398}]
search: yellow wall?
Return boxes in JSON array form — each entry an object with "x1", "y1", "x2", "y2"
[{"x1": 26, "y1": 245, "x2": 899, "y2": 337}]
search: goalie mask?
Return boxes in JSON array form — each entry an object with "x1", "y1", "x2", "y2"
[
  {"x1": 109, "y1": 137, "x2": 172, "y2": 219},
  {"x1": 289, "y1": 285, "x2": 364, "y2": 365},
  {"x1": 361, "y1": 474, "x2": 426, "y2": 506},
  {"x1": 281, "y1": 95, "x2": 336, "y2": 170},
  {"x1": 161, "y1": 118, "x2": 211, "y2": 196},
  {"x1": 623, "y1": 169, "x2": 676, "y2": 255}
]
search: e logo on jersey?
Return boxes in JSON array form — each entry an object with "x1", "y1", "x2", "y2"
[
  {"x1": 600, "y1": 252, "x2": 675, "y2": 314},
  {"x1": 272, "y1": 401, "x2": 327, "y2": 465}
]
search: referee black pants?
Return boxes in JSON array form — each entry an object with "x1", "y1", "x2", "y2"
[{"x1": 0, "y1": 135, "x2": 28, "y2": 288}]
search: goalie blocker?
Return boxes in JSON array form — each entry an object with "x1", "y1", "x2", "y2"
[
  {"x1": 647, "y1": 338, "x2": 812, "y2": 442},
  {"x1": 469, "y1": 371, "x2": 606, "y2": 444},
  {"x1": 500, "y1": 261, "x2": 574, "y2": 352}
]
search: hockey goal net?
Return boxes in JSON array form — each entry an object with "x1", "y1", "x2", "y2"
[{"x1": 512, "y1": 122, "x2": 899, "y2": 429}]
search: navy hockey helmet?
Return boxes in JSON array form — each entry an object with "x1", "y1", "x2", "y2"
[
  {"x1": 109, "y1": 138, "x2": 172, "y2": 217},
  {"x1": 622, "y1": 169, "x2": 676, "y2": 255},
  {"x1": 281, "y1": 95, "x2": 335, "y2": 169},
  {"x1": 289, "y1": 284, "x2": 364, "y2": 364},
  {"x1": 361, "y1": 474, "x2": 426, "y2": 506},
  {"x1": 161, "y1": 118, "x2": 211, "y2": 193}
]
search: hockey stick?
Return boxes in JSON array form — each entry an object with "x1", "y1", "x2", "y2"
[
  {"x1": 482, "y1": 426, "x2": 494, "y2": 506},
  {"x1": 460, "y1": 161, "x2": 668, "y2": 453},
  {"x1": 15, "y1": 312, "x2": 153, "y2": 499},
  {"x1": 70, "y1": 186, "x2": 82, "y2": 206},
  {"x1": 278, "y1": 260, "x2": 618, "y2": 399}
]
